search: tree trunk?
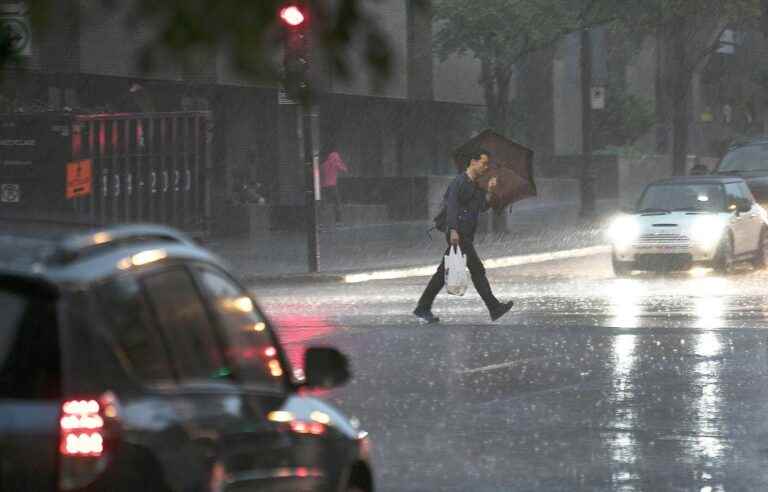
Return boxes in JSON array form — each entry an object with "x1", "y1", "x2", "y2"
[
  {"x1": 481, "y1": 57, "x2": 513, "y2": 132},
  {"x1": 762, "y1": 0, "x2": 768, "y2": 38},
  {"x1": 654, "y1": 26, "x2": 670, "y2": 154},
  {"x1": 672, "y1": 91, "x2": 690, "y2": 176},
  {"x1": 580, "y1": 28, "x2": 595, "y2": 217},
  {"x1": 480, "y1": 58, "x2": 499, "y2": 129},
  {"x1": 491, "y1": 67, "x2": 512, "y2": 232},
  {"x1": 481, "y1": 56, "x2": 514, "y2": 233},
  {"x1": 495, "y1": 69, "x2": 512, "y2": 133},
  {"x1": 670, "y1": 20, "x2": 690, "y2": 176}
]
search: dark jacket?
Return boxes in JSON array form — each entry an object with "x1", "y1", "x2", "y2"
[{"x1": 445, "y1": 172, "x2": 491, "y2": 242}]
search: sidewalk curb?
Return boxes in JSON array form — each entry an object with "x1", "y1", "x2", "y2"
[
  {"x1": 243, "y1": 272, "x2": 347, "y2": 284},
  {"x1": 244, "y1": 244, "x2": 611, "y2": 285}
]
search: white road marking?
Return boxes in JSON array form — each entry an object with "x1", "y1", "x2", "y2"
[
  {"x1": 456, "y1": 355, "x2": 557, "y2": 375},
  {"x1": 343, "y1": 245, "x2": 611, "y2": 284}
]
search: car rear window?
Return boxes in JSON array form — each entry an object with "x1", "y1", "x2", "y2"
[
  {"x1": 141, "y1": 268, "x2": 229, "y2": 381},
  {"x1": 0, "y1": 287, "x2": 61, "y2": 399},
  {"x1": 718, "y1": 145, "x2": 768, "y2": 172},
  {"x1": 96, "y1": 276, "x2": 175, "y2": 385}
]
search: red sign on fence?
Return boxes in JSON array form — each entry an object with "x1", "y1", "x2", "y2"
[{"x1": 66, "y1": 159, "x2": 92, "y2": 199}]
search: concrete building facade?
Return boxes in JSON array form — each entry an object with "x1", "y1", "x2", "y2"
[{"x1": 2, "y1": 0, "x2": 493, "y2": 232}]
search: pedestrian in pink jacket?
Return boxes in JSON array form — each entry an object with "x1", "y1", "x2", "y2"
[{"x1": 321, "y1": 150, "x2": 349, "y2": 222}]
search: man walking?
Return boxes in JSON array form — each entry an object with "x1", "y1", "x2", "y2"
[{"x1": 414, "y1": 148, "x2": 514, "y2": 323}]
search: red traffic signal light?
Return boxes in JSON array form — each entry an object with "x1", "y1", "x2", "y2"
[
  {"x1": 279, "y1": 5, "x2": 306, "y2": 28},
  {"x1": 279, "y1": 3, "x2": 310, "y2": 101}
]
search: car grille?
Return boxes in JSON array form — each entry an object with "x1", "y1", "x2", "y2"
[{"x1": 635, "y1": 233, "x2": 690, "y2": 245}]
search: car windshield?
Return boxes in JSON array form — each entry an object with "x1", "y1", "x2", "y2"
[
  {"x1": 718, "y1": 144, "x2": 768, "y2": 172},
  {"x1": 638, "y1": 184, "x2": 725, "y2": 212}
]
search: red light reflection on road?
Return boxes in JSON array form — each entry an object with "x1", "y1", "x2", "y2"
[{"x1": 271, "y1": 310, "x2": 338, "y2": 396}]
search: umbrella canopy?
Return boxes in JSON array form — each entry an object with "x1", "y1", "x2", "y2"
[{"x1": 453, "y1": 129, "x2": 536, "y2": 209}]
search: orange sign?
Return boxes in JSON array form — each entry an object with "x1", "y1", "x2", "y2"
[{"x1": 66, "y1": 159, "x2": 92, "y2": 199}]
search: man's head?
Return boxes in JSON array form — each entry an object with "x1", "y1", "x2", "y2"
[{"x1": 463, "y1": 148, "x2": 491, "y2": 177}]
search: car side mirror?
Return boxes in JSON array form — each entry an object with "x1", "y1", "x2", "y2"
[
  {"x1": 303, "y1": 347, "x2": 350, "y2": 389},
  {"x1": 733, "y1": 199, "x2": 752, "y2": 214}
]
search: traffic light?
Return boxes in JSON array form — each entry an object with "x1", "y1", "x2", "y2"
[
  {"x1": 279, "y1": 4, "x2": 310, "y2": 101},
  {"x1": 279, "y1": 5, "x2": 305, "y2": 27}
]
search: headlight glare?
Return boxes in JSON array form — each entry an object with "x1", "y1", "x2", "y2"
[
  {"x1": 690, "y1": 216, "x2": 725, "y2": 249},
  {"x1": 607, "y1": 216, "x2": 640, "y2": 247}
]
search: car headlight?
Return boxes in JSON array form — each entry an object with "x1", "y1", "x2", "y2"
[
  {"x1": 689, "y1": 215, "x2": 725, "y2": 249},
  {"x1": 607, "y1": 215, "x2": 640, "y2": 248}
]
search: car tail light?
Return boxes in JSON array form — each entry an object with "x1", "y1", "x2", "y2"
[
  {"x1": 59, "y1": 392, "x2": 121, "y2": 491},
  {"x1": 268, "y1": 410, "x2": 327, "y2": 436},
  {"x1": 290, "y1": 420, "x2": 326, "y2": 435},
  {"x1": 60, "y1": 399, "x2": 105, "y2": 457}
]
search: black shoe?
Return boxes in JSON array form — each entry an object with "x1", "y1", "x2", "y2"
[
  {"x1": 413, "y1": 307, "x2": 440, "y2": 324},
  {"x1": 490, "y1": 301, "x2": 514, "y2": 321}
]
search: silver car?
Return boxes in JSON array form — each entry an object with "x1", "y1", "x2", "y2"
[{"x1": 607, "y1": 176, "x2": 768, "y2": 276}]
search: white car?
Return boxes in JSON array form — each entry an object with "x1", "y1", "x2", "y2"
[{"x1": 607, "y1": 176, "x2": 768, "y2": 276}]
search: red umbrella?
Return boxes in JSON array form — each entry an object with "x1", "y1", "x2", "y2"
[{"x1": 452, "y1": 129, "x2": 536, "y2": 210}]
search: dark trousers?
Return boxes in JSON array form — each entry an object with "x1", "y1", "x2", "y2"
[
  {"x1": 417, "y1": 238, "x2": 500, "y2": 312},
  {"x1": 322, "y1": 186, "x2": 341, "y2": 222}
]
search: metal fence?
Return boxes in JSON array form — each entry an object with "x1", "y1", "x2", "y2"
[{"x1": 0, "y1": 111, "x2": 212, "y2": 236}]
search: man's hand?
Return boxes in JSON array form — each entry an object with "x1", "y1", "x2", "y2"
[
  {"x1": 488, "y1": 177, "x2": 498, "y2": 193},
  {"x1": 449, "y1": 229, "x2": 460, "y2": 246}
]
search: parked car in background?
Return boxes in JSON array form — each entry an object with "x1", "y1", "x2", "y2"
[
  {"x1": 0, "y1": 223, "x2": 373, "y2": 492},
  {"x1": 607, "y1": 176, "x2": 768, "y2": 276},
  {"x1": 716, "y1": 138, "x2": 768, "y2": 205}
]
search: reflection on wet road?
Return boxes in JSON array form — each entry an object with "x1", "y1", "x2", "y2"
[
  {"x1": 252, "y1": 252, "x2": 768, "y2": 491},
  {"x1": 258, "y1": 253, "x2": 768, "y2": 330}
]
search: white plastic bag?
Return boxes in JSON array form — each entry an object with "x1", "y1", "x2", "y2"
[{"x1": 445, "y1": 245, "x2": 468, "y2": 296}]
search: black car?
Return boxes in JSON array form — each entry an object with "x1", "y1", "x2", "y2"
[
  {"x1": 715, "y1": 139, "x2": 768, "y2": 204},
  {"x1": 0, "y1": 223, "x2": 372, "y2": 492}
]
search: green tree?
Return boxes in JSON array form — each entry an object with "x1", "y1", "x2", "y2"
[
  {"x1": 593, "y1": 39, "x2": 656, "y2": 149},
  {"x1": 433, "y1": 0, "x2": 584, "y2": 132},
  {"x1": 2, "y1": 0, "x2": 397, "y2": 87},
  {"x1": 608, "y1": 0, "x2": 761, "y2": 174},
  {"x1": 434, "y1": 0, "x2": 762, "y2": 176},
  {"x1": 595, "y1": 89, "x2": 655, "y2": 148}
]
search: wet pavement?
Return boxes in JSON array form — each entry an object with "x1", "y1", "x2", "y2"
[
  {"x1": 204, "y1": 200, "x2": 616, "y2": 278},
  {"x1": 251, "y1": 252, "x2": 768, "y2": 491}
]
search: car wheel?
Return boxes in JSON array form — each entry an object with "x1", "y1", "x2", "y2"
[
  {"x1": 751, "y1": 227, "x2": 768, "y2": 269},
  {"x1": 612, "y1": 254, "x2": 634, "y2": 277},
  {"x1": 713, "y1": 234, "x2": 734, "y2": 274}
]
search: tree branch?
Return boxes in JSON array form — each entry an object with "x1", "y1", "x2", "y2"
[{"x1": 688, "y1": 24, "x2": 728, "y2": 73}]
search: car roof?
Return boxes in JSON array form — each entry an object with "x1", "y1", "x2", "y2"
[
  {"x1": 649, "y1": 176, "x2": 744, "y2": 186},
  {"x1": 0, "y1": 222, "x2": 228, "y2": 289},
  {"x1": 727, "y1": 138, "x2": 768, "y2": 150}
]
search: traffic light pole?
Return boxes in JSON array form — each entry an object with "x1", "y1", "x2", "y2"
[
  {"x1": 300, "y1": 103, "x2": 320, "y2": 273},
  {"x1": 279, "y1": 3, "x2": 319, "y2": 272}
]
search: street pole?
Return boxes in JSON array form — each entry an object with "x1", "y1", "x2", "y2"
[
  {"x1": 279, "y1": 3, "x2": 319, "y2": 272},
  {"x1": 580, "y1": 27, "x2": 596, "y2": 217},
  {"x1": 301, "y1": 102, "x2": 320, "y2": 273}
]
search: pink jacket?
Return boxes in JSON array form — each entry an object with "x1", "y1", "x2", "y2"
[{"x1": 321, "y1": 151, "x2": 348, "y2": 188}]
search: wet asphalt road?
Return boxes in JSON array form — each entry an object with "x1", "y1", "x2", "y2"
[{"x1": 251, "y1": 252, "x2": 768, "y2": 492}]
